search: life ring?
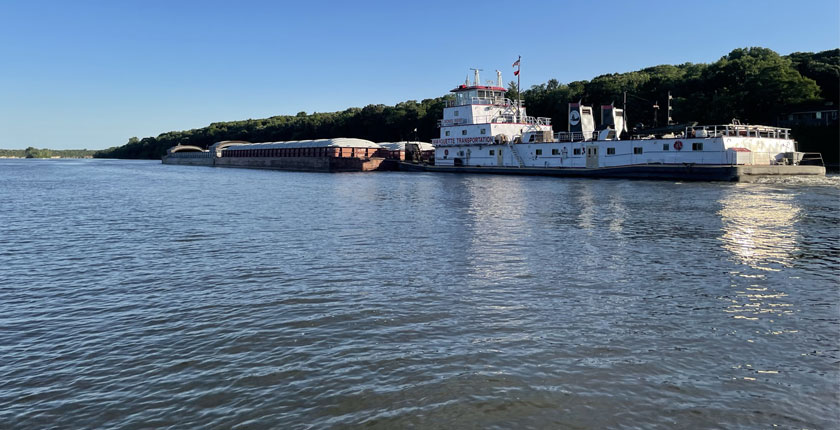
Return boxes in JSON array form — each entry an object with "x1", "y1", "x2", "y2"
[
  {"x1": 674, "y1": 140, "x2": 683, "y2": 151},
  {"x1": 444, "y1": 149, "x2": 449, "y2": 156}
]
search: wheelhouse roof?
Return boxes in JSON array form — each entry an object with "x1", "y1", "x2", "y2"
[{"x1": 450, "y1": 85, "x2": 507, "y2": 93}]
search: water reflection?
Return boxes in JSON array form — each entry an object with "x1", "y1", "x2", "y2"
[
  {"x1": 575, "y1": 182, "x2": 597, "y2": 230},
  {"x1": 606, "y1": 189, "x2": 626, "y2": 234},
  {"x1": 461, "y1": 176, "x2": 530, "y2": 282},
  {"x1": 718, "y1": 187, "x2": 801, "y2": 270},
  {"x1": 722, "y1": 281, "x2": 795, "y2": 321},
  {"x1": 718, "y1": 187, "x2": 802, "y2": 322}
]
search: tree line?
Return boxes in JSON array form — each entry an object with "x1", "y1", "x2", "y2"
[
  {"x1": 95, "y1": 47, "x2": 838, "y2": 161},
  {"x1": 0, "y1": 147, "x2": 97, "y2": 158}
]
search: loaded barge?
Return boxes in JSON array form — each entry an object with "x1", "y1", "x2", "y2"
[
  {"x1": 163, "y1": 138, "x2": 394, "y2": 172},
  {"x1": 410, "y1": 68, "x2": 825, "y2": 181}
]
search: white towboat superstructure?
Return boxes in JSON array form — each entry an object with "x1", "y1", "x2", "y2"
[{"x1": 425, "y1": 67, "x2": 824, "y2": 181}]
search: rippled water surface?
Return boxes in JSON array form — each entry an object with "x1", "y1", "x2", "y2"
[{"x1": 1, "y1": 159, "x2": 838, "y2": 429}]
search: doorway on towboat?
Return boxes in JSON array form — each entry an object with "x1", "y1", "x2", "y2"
[{"x1": 586, "y1": 145, "x2": 599, "y2": 168}]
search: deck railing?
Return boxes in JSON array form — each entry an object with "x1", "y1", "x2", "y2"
[
  {"x1": 554, "y1": 131, "x2": 599, "y2": 142},
  {"x1": 445, "y1": 98, "x2": 524, "y2": 108},
  {"x1": 437, "y1": 115, "x2": 551, "y2": 128},
  {"x1": 686, "y1": 124, "x2": 791, "y2": 139}
]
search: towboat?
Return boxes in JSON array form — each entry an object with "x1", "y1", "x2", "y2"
[{"x1": 408, "y1": 68, "x2": 825, "y2": 181}]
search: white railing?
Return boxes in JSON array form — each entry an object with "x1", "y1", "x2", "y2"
[
  {"x1": 506, "y1": 140, "x2": 525, "y2": 167},
  {"x1": 479, "y1": 115, "x2": 551, "y2": 125},
  {"x1": 437, "y1": 118, "x2": 468, "y2": 127},
  {"x1": 438, "y1": 115, "x2": 552, "y2": 127},
  {"x1": 686, "y1": 124, "x2": 791, "y2": 139},
  {"x1": 445, "y1": 98, "x2": 524, "y2": 108},
  {"x1": 526, "y1": 116, "x2": 552, "y2": 126},
  {"x1": 555, "y1": 131, "x2": 599, "y2": 142}
]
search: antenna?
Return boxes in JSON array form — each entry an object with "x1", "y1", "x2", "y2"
[
  {"x1": 623, "y1": 91, "x2": 628, "y2": 131},
  {"x1": 653, "y1": 101, "x2": 659, "y2": 127},
  {"x1": 470, "y1": 68, "x2": 483, "y2": 86},
  {"x1": 667, "y1": 91, "x2": 673, "y2": 125}
]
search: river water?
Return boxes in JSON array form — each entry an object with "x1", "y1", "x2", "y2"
[{"x1": 0, "y1": 159, "x2": 838, "y2": 429}]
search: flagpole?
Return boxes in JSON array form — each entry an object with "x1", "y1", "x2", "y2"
[{"x1": 516, "y1": 55, "x2": 521, "y2": 123}]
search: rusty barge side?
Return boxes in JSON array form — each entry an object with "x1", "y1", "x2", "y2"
[{"x1": 161, "y1": 138, "x2": 389, "y2": 172}]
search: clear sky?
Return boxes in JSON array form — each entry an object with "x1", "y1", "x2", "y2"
[{"x1": 1, "y1": 0, "x2": 837, "y2": 150}]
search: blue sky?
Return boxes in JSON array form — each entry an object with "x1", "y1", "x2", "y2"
[{"x1": 1, "y1": 0, "x2": 837, "y2": 150}]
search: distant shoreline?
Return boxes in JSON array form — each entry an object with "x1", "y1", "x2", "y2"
[{"x1": 0, "y1": 148, "x2": 98, "y2": 159}]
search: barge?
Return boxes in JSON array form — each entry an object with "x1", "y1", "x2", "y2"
[
  {"x1": 406, "y1": 67, "x2": 825, "y2": 181},
  {"x1": 162, "y1": 138, "x2": 388, "y2": 172}
]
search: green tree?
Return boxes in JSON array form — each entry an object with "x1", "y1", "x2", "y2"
[
  {"x1": 24, "y1": 146, "x2": 51, "y2": 158},
  {"x1": 788, "y1": 49, "x2": 840, "y2": 104},
  {"x1": 95, "y1": 46, "x2": 831, "y2": 160},
  {"x1": 506, "y1": 81, "x2": 520, "y2": 101}
]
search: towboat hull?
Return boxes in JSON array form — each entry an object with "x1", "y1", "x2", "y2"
[{"x1": 399, "y1": 162, "x2": 825, "y2": 182}]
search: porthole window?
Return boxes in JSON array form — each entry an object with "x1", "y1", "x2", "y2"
[
  {"x1": 461, "y1": 130, "x2": 467, "y2": 135},
  {"x1": 480, "y1": 128, "x2": 486, "y2": 135},
  {"x1": 445, "y1": 130, "x2": 450, "y2": 136},
  {"x1": 634, "y1": 147, "x2": 643, "y2": 154},
  {"x1": 535, "y1": 149, "x2": 542, "y2": 155},
  {"x1": 663, "y1": 144, "x2": 669, "y2": 151},
  {"x1": 692, "y1": 143, "x2": 703, "y2": 151},
  {"x1": 607, "y1": 147, "x2": 615, "y2": 155},
  {"x1": 489, "y1": 150, "x2": 495, "y2": 155},
  {"x1": 552, "y1": 148, "x2": 559, "y2": 155}
]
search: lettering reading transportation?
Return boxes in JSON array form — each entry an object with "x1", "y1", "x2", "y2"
[{"x1": 432, "y1": 137, "x2": 493, "y2": 145}]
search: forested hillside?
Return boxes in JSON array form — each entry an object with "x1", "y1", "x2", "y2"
[{"x1": 96, "y1": 47, "x2": 838, "y2": 161}]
